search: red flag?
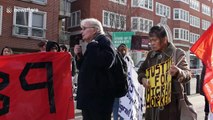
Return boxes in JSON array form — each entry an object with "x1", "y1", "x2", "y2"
[{"x1": 190, "y1": 24, "x2": 213, "y2": 112}]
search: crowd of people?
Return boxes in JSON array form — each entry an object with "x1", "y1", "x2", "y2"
[{"x1": 2, "y1": 17, "x2": 208, "y2": 120}]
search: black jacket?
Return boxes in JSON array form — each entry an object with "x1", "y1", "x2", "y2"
[
  {"x1": 200, "y1": 64, "x2": 206, "y2": 96},
  {"x1": 76, "y1": 34, "x2": 116, "y2": 109}
]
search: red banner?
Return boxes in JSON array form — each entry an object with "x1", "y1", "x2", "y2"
[
  {"x1": 0, "y1": 52, "x2": 74, "y2": 120},
  {"x1": 190, "y1": 24, "x2": 213, "y2": 112}
]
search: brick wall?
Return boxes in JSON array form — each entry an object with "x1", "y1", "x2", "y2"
[{"x1": 0, "y1": 0, "x2": 59, "y2": 53}]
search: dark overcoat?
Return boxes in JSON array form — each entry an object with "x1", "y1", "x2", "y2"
[{"x1": 76, "y1": 34, "x2": 116, "y2": 112}]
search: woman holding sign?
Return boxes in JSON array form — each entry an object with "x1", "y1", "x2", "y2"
[{"x1": 138, "y1": 26, "x2": 192, "y2": 120}]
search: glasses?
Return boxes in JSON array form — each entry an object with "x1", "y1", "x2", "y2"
[{"x1": 81, "y1": 26, "x2": 95, "y2": 30}]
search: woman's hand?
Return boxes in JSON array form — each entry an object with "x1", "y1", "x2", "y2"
[
  {"x1": 141, "y1": 78, "x2": 150, "y2": 89},
  {"x1": 169, "y1": 63, "x2": 179, "y2": 77}
]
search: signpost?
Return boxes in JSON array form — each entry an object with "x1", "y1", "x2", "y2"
[{"x1": 112, "y1": 32, "x2": 135, "y2": 48}]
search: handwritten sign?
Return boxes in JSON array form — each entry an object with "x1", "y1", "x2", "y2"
[{"x1": 145, "y1": 58, "x2": 172, "y2": 108}]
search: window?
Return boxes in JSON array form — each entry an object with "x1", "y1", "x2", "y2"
[
  {"x1": 103, "y1": 10, "x2": 126, "y2": 30},
  {"x1": 173, "y1": 28, "x2": 189, "y2": 41},
  {"x1": 190, "y1": 15, "x2": 200, "y2": 28},
  {"x1": 202, "y1": 4, "x2": 211, "y2": 16},
  {"x1": 132, "y1": 0, "x2": 153, "y2": 11},
  {"x1": 174, "y1": 0, "x2": 189, "y2": 4},
  {"x1": 13, "y1": 6, "x2": 47, "y2": 38},
  {"x1": 202, "y1": 19, "x2": 211, "y2": 30},
  {"x1": 109, "y1": 0, "x2": 127, "y2": 5},
  {"x1": 70, "y1": 10, "x2": 81, "y2": 27},
  {"x1": 173, "y1": 8, "x2": 189, "y2": 23},
  {"x1": 189, "y1": 0, "x2": 200, "y2": 11},
  {"x1": 190, "y1": 32, "x2": 200, "y2": 43},
  {"x1": 19, "y1": 0, "x2": 47, "y2": 5},
  {"x1": 131, "y1": 17, "x2": 153, "y2": 33},
  {"x1": 156, "y1": 2, "x2": 171, "y2": 18},
  {"x1": 131, "y1": 17, "x2": 138, "y2": 30},
  {"x1": 0, "y1": 6, "x2": 2, "y2": 35}
]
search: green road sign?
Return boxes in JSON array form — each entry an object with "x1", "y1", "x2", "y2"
[{"x1": 112, "y1": 32, "x2": 135, "y2": 49}]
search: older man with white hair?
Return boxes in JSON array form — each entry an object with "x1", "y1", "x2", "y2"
[{"x1": 74, "y1": 18, "x2": 116, "y2": 120}]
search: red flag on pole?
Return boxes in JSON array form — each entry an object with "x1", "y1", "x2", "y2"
[{"x1": 190, "y1": 24, "x2": 213, "y2": 112}]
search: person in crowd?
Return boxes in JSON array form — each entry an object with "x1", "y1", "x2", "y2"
[
  {"x1": 1, "y1": 46, "x2": 13, "y2": 56},
  {"x1": 60, "y1": 44, "x2": 78, "y2": 99},
  {"x1": 137, "y1": 26, "x2": 191, "y2": 120},
  {"x1": 37, "y1": 41, "x2": 47, "y2": 52},
  {"x1": 113, "y1": 43, "x2": 134, "y2": 120},
  {"x1": 117, "y1": 43, "x2": 134, "y2": 66},
  {"x1": 60, "y1": 44, "x2": 77, "y2": 77},
  {"x1": 46, "y1": 41, "x2": 60, "y2": 52},
  {"x1": 74, "y1": 18, "x2": 115, "y2": 120},
  {"x1": 60, "y1": 45, "x2": 68, "y2": 52},
  {"x1": 200, "y1": 63, "x2": 209, "y2": 120}
]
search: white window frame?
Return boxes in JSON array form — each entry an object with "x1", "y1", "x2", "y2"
[
  {"x1": 102, "y1": 10, "x2": 126, "y2": 30},
  {"x1": 189, "y1": 0, "x2": 200, "y2": 12},
  {"x1": 190, "y1": 32, "x2": 200, "y2": 43},
  {"x1": 0, "y1": 6, "x2": 2, "y2": 35},
  {"x1": 173, "y1": 8, "x2": 189, "y2": 23},
  {"x1": 131, "y1": 0, "x2": 153, "y2": 11},
  {"x1": 131, "y1": 17, "x2": 153, "y2": 33},
  {"x1": 202, "y1": 4, "x2": 211, "y2": 16},
  {"x1": 174, "y1": 0, "x2": 189, "y2": 4},
  {"x1": 202, "y1": 19, "x2": 211, "y2": 30},
  {"x1": 189, "y1": 15, "x2": 200, "y2": 28},
  {"x1": 131, "y1": 17, "x2": 139, "y2": 31},
  {"x1": 20, "y1": 0, "x2": 47, "y2": 5},
  {"x1": 109, "y1": 0, "x2": 127, "y2": 5},
  {"x1": 156, "y1": 2, "x2": 171, "y2": 19},
  {"x1": 13, "y1": 6, "x2": 47, "y2": 39},
  {"x1": 173, "y1": 28, "x2": 189, "y2": 41},
  {"x1": 70, "y1": 10, "x2": 81, "y2": 28}
]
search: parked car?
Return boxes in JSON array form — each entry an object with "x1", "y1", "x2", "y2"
[{"x1": 134, "y1": 60, "x2": 144, "y2": 72}]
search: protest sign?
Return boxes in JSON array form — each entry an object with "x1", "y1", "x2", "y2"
[{"x1": 145, "y1": 58, "x2": 172, "y2": 108}]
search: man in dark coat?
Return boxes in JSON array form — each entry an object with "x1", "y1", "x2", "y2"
[
  {"x1": 138, "y1": 26, "x2": 191, "y2": 120},
  {"x1": 74, "y1": 18, "x2": 116, "y2": 120},
  {"x1": 200, "y1": 63, "x2": 209, "y2": 120}
]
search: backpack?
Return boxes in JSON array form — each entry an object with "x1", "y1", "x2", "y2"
[
  {"x1": 94, "y1": 35, "x2": 128, "y2": 98},
  {"x1": 110, "y1": 51, "x2": 128, "y2": 97}
]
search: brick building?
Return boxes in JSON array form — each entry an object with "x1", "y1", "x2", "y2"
[
  {"x1": 0, "y1": 0, "x2": 72, "y2": 53},
  {"x1": 68, "y1": 0, "x2": 213, "y2": 69}
]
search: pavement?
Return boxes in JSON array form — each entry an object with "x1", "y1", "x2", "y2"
[
  {"x1": 73, "y1": 94, "x2": 205, "y2": 120},
  {"x1": 188, "y1": 94, "x2": 205, "y2": 120},
  {"x1": 73, "y1": 77, "x2": 206, "y2": 120}
]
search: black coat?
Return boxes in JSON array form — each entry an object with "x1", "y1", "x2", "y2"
[
  {"x1": 200, "y1": 64, "x2": 206, "y2": 96},
  {"x1": 76, "y1": 35, "x2": 116, "y2": 110}
]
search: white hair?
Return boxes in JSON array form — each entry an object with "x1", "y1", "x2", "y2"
[{"x1": 81, "y1": 18, "x2": 105, "y2": 34}]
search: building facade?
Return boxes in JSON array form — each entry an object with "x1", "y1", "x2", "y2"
[
  {"x1": 0, "y1": 0, "x2": 72, "y2": 53},
  {"x1": 69, "y1": 0, "x2": 213, "y2": 70}
]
